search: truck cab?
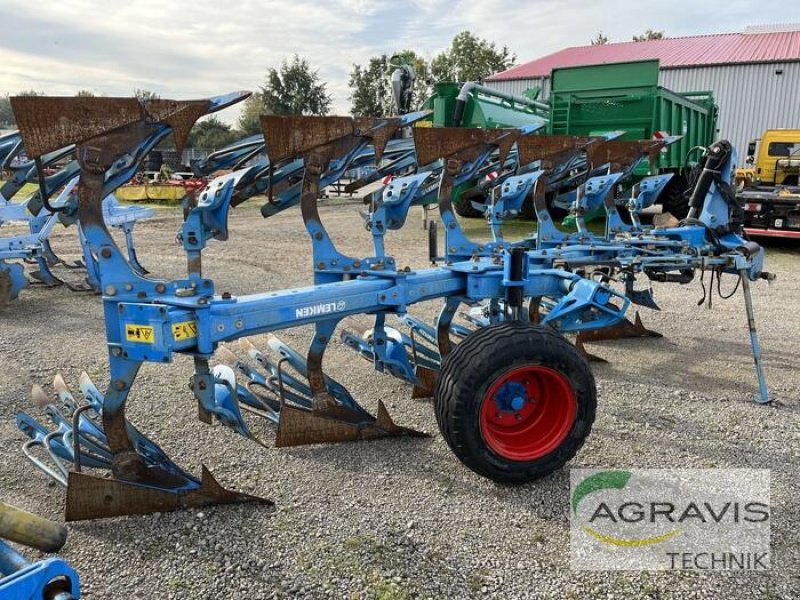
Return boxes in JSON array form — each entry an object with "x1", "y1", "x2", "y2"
[
  {"x1": 737, "y1": 129, "x2": 800, "y2": 187},
  {"x1": 736, "y1": 129, "x2": 800, "y2": 239}
]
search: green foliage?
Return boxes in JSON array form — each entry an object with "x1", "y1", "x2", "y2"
[
  {"x1": 186, "y1": 116, "x2": 238, "y2": 150},
  {"x1": 238, "y1": 92, "x2": 265, "y2": 136},
  {"x1": 0, "y1": 90, "x2": 45, "y2": 126},
  {"x1": 348, "y1": 49, "x2": 431, "y2": 117},
  {"x1": 430, "y1": 31, "x2": 515, "y2": 83},
  {"x1": 262, "y1": 55, "x2": 332, "y2": 116},
  {"x1": 632, "y1": 29, "x2": 665, "y2": 42},
  {"x1": 0, "y1": 96, "x2": 13, "y2": 127},
  {"x1": 591, "y1": 31, "x2": 609, "y2": 46},
  {"x1": 349, "y1": 54, "x2": 393, "y2": 117}
]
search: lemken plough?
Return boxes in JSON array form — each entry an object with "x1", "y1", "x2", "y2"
[{"x1": 11, "y1": 91, "x2": 772, "y2": 520}]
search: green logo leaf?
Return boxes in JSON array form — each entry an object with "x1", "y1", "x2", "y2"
[{"x1": 572, "y1": 470, "x2": 631, "y2": 514}]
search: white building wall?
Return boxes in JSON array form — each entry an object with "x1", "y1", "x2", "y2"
[
  {"x1": 487, "y1": 61, "x2": 800, "y2": 163},
  {"x1": 660, "y1": 62, "x2": 800, "y2": 160}
]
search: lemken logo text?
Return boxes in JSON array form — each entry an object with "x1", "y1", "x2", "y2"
[{"x1": 295, "y1": 301, "x2": 346, "y2": 319}]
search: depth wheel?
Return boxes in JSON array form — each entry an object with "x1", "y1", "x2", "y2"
[{"x1": 434, "y1": 321, "x2": 596, "y2": 483}]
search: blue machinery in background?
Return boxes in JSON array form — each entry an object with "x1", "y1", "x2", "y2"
[
  {"x1": 9, "y1": 92, "x2": 772, "y2": 520},
  {"x1": 0, "y1": 132, "x2": 154, "y2": 306}
]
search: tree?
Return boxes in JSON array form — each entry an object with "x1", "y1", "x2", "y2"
[
  {"x1": 134, "y1": 88, "x2": 160, "y2": 102},
  {"x1": 632, "y1": 29, "x2": 665, "y2": 42},
  {"x1": 261, "y1": 55, "x2": 332, "y2": 116},
  {"x1": 349, "y1": 54, "x2": 393, "y2": 117},
  {"x1": 76, "y1": 89, "x2": 95, "y2": 97},
  {"x1": 0, "y1": 96, "x2": 13, "y2": 127},
  {"x1": 591, "y1": 32, "x2": 609, "y2": 46},
  {"x1": 187, "y1": 116, "x2": 238, "y2": 150},
  {"x1": 0, "y1": 90, "x2": 45, "y2": 127},
  {"x1": 430, "y1": 31, "x2": 515, "y2": 83},
  {"x1": 237, "y1": 91, "x2": 265, "y2": 136},
  {"x1": 348, "y1": 50, "x2": 431, "y2": 117}
]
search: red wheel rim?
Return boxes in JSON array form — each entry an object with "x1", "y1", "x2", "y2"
[{"x1": 479, "y1": 365, "x2": 577, "y2": 461}]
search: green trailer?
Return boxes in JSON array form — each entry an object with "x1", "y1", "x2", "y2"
[
  {"x1": 548, "y1": 59, "x2": 718, "y2": 217},
  {"x1": 416, "y1": 59, "x2": 718, "y2": 219}
]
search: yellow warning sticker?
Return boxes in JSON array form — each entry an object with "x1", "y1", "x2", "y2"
[
  {"x1": 172, "y1": 320, "x2": 198, "y2": 342},
  {"x1": 414, "y1": 120, "x2": 433, "y2": 128},
  {"x1": 125, "y1": 324, "x2": 155, "y2": 343}
]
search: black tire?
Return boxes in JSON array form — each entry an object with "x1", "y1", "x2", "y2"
[
  {"x1": 660, "y1": 173, "x2": 691, "y2": 220},
  {"x1": 434, "y1": 321, "x2": 596, "y2": 484},
  {"x1": 453, "y1": 187, "x2": 485, "y2": 219}
]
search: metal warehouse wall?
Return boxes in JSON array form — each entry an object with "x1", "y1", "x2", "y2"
[
  {"x1": 487, "y1": 61, "x2": 800, "y2": 163},
  {"x1": 660, "y1": 62, "x2": 800, "y2": 162},
  {"x1": 486, "y1": 77, "x2": 551, "y2": 100}
]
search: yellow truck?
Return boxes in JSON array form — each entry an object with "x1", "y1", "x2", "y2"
[{"x1": 736, "y1": 129, "x2": 800, "y2": 239}]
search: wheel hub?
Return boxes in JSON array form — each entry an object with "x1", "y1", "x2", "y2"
[{"x1": 480, "y1": 365, "x2": 577, "y2": 462}]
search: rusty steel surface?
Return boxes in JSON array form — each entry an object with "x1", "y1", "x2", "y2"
[
  {"x1": 587, "y1": 140, "x2": 665, "y2": 172},
  {"x1": 413, "y1": 127, "x2": 520, "y2": 168},
  {"x1": 10, "y1": 96, "x2": 212, "y2": 159},
  {"x1": 146, "y1": 99, "x2": 212, "y2": 155},
  {"x1": 274, "y1": 400, "x2": 426, "y2": 448},
  {"x1": 575, "y1": 311, "x2": 662, "y2": 344},
  {"x1": 64, "y1": 467, "x2": 272, "y2": 521},
  {"x1": 10, "y1": 96, "x2": 144, "y2": 158},
  {"x1": 261, "y1": 116, "x2": 355, "y2": 165},
  {"x1": 411, "y1": 365, "x2": 437, "y2": 399},
  {"x1": 0, "y1": 269, "x2": 11, "y2": 308},
  {"x1": 516, "y1": 135, "x2": 597, "y2": 171}
]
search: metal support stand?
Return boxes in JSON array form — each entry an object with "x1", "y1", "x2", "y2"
[{"x1": 740, "y1": 270, "x2": 770, "y2": 404}]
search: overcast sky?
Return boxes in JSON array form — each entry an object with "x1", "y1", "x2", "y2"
[{"x1": 0, "y1": 0, "x2": 789, "y2": 123}]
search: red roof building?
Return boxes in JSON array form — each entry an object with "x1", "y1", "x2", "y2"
[
  {"x1": 489, "y1": 28, "x2": 800, "y2": 81},
  {"x1": 485, "y1": 25, "x2": 800, "y2": 161}
]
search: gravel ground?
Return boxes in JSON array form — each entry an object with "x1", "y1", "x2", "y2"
[{"x1": 1, "y1": 200, "x2": 798, "y2": 599}]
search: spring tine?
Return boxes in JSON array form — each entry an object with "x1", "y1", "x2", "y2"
[
  {"x1": 266, "y1": 334, "x2": 356, "y2": 406},
  {"x1": 16, "y1": 413, "x2": 74, "y2": 463},
  {"x1": 43, "y1": 430, "x2": 70, "y2": 481},
  {"x1": 22, "y1": 439, "x2": 68, "y2": 487},
  {"x1": 238, "y1": 385, "x2": 281, "y2": 424},
  {"x1": 45, "y1": 404, "x2": 111, "y2": 459},
  {"x1": 60, "y1": 428, "x2": 112, "y2": 469},
  {"x1": 405, "y1": 326, "x2": 440, "y2": 361},
  {"x1": 239, "y1": 339, "x2": 315, "y2": 399}
]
